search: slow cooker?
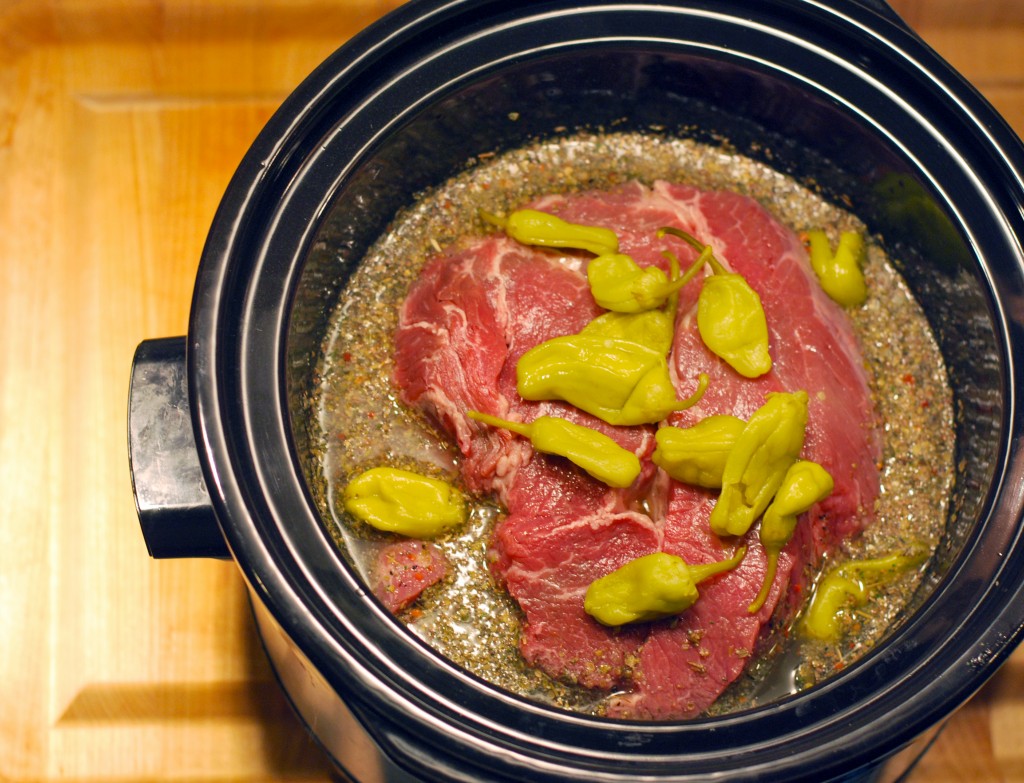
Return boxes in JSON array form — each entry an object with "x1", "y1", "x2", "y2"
[{"x1": 127, "y1": 1, "x2": 1024, "y2": 780}]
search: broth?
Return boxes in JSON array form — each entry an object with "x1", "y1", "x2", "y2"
[{"x1": 311, "y1": 132, "x2": 954, "y2": 716}]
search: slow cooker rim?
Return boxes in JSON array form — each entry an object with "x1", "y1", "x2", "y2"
[{"x1": 187, "y1": 0, "x2": 1024, "y2": 779}]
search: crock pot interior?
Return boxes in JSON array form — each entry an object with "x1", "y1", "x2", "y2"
[
  {"x1": 289, "y1": 46, "x2": 1000, "y2": 644},
  {"x1": 199, "y1": 4, "x2": 1024, "y2": 779}
]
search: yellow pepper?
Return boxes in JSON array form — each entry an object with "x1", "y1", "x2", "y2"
[
  {"x1": 516, "y1": 334, "x2": 708, "y2": 426},
  {"x1": 709, "y1": 391, "x2": 809, "y2": 537},
  {"x1": 482, "y1": 208, "x2": 619, "y2": 256},
  {"x1": 652, "y1": 415, "x2": 746, "y2": 488},
  {"x1": 801, "y1": 550, "x2": 929, "y2": 641},
  {"x1": 586, "y1": 253, "x2": 688, "y2": 313},
  {"x1": 800, "y1": 572, "x2": 865, "y2": 642},
  {"x1": 659, "y1": 226, "x2": 772, "y2": 378},
  {"x1": 343, "y1": 467, "x2": 467, "y2": 538},
  {"x1": 579, "y1": 308, "x2": 676, "y2": 357},
  {"x1": 804, "y1": 230, "x2": 867, "y2": 307},
  {"x1": 584, "y1": 547, "x2": 747, "y2": 626},
  {"x1": 466, "y1": 410, "x2": 642, "y2": 488},
  {"x1": 579, "y1": 250, "x2": 683, "y2": 355},
  {"x1": 748, "y1": 460, "x2": 834, "y2": 613}
]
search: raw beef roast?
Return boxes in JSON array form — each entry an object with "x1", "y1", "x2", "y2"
[{"x1": 393, "y1": 181, "x2": 881, "y2": 719}]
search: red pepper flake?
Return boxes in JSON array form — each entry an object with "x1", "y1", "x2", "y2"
[
  {"x1": 901, "y1": 373, "x2": 915, "y2": 385},
  {"x1": 342, "y1": 352, "x2": 353, "y2": 362},
  {"x1": 921, "y1": 400, "x2": 930, "y2": 409},
  {"x1": 367, "y1": 411, "x2": 376, "y2": 419}
]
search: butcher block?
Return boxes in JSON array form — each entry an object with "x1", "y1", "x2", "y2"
[{"x1": 2, "y1": 0, "x2": 1024, "y2": 780}]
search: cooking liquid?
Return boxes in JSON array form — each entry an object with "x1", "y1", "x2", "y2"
[{"x1": 311, "y1": 132, "x2": 954, "y2": 716}]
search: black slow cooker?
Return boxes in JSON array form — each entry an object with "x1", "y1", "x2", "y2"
[{"x1": 128, "y1": 1, "x2": 1024, "y2": 780}]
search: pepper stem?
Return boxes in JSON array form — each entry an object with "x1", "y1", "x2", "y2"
[
  {"x1": 671, "y1": 372, "x2": 710, "y2": 412},
  {"x1": 479, "y1": 210, "x2": 508, "y2": 230},
  {"x1": 659, "y1": 226, "x2": 726, "y2": 275},
  {"x1": 748, "y1": 549, "x2": 779, "y2": 614},
  {"x1": 842, "y1": 549, "x2": 929, "y2": 578},
  {"x1": 689, "y1": 545, "x2": 747, "y2": 584},
  {"x1": 466, "y1": 410, "x2": 532, "y2": 438},
  {"x1": 661, "y1": 247, "x2": 714, "y2": 291}
]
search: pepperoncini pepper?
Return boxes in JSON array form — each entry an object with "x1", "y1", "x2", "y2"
[
  {"x1": 579, "y1": 309, "x2": 676, "y2": 356},
  {"x1": 466, "y1": 410, "x2": 642, "y2": 488},
  {"x1": 801, "y1": 550, "x2": 929, "y2": 641},
  {"x1": 748, "y1": 460, "x2": 834, "y2": 614},
  {"x1": 584, "y1": 547, "x2": 747, "y2": 626},
  {"x1": 709, "y1": 390, "x2": 809, "y2": 537},
  {"x1": 516, "y1": 335, "x2": 709, "y2": 426},
  {"x1": 579, "y1": 250, "x2": 683, "y2": 354},
  {"x1": 482, "y1": 208, "x2": 619, "y2": 256},
  {"x1": 343, "y1": 467, "x2": 467, "y2": 538},
  {"x1": 586, "y1": 253, "x2": 688, "y2": 313},
  {"x1": 652, "y1": 415, "x2": 747, "y2": 488},
  {"x1": 804, "y1": 229, "x2": 868, "y2": 307},
  {"x1": 658, "y1": 226, "x2": 772, "y2": 378}
]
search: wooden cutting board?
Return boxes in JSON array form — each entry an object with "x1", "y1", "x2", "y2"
[{"x1": 2, "y1": 1, "x2": 1023, "y2": 780}]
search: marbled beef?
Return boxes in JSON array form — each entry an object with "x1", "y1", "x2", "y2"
[{"x1": 393, "y1": 181, "x2": 880, "y2": 719}]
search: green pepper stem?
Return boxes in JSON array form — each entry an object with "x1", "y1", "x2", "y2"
[
  {"x1": 689, "y1": 545, "x2": 747, "y2": 584},
  {"x1": 670, "y1": 372, "x2": 710, "y2": 412},
  {"x1": 659, "y1": 226, "x2": 726, "y2": 275},
  {"x1": 479, "y1": 210, "x2": 508, "y2": 230},
  {"x1": 660, "y1": 247, "x2": 713, "y2": 291},
  {"x1": 748, "y1": 549, "x2": 779, "y2": 614},
  {"x1": 837, "y1": 549, "x2": 929, "y2": 581},
  {"x1": 658, "y1": 225, "x2": 704, "y2": 251},
  {"x1": 466, "y1": 410, "x2": 532, "y2": 438},
  {"x1": 657, "y1": 270, "x2": 693, "y2": 299}
]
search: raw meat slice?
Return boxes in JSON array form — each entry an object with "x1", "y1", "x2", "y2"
[
  {"x1": 392, "y1": 181, "x2": 880, "y2": 719},
  {"x1": 494, "y1": 468, "x2": 659, "y2": 689},
  {"x1": 372, "y1": 539, "x2": 448, "y2": 613}
]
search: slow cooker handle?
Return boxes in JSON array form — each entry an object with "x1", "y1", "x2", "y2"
[{"x1": 128, "y1": 336, "x2": 230, "y2": 559}]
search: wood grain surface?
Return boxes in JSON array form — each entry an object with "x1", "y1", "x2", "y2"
[{"x1": 2, "y1": 1, "x2": 1023, "y2": 780}]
